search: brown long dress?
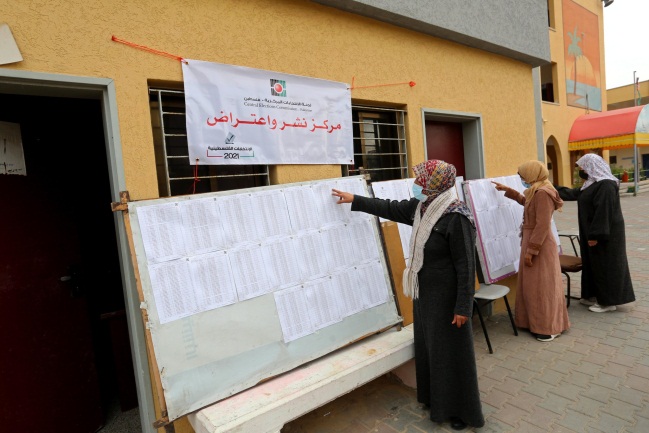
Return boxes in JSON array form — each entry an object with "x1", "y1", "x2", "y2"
[{"x1": 505, "y1": 185, "x2": 570, "y2": 336}]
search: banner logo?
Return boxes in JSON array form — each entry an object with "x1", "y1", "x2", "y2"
[{"x1": 270, "y1": 79, "x2": 286, "y2": 97}]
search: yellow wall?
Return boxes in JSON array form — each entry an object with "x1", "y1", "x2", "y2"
[
  {"x1": 3, "y1": 1, "x2": 542, "y2": 431},
  {"x1": 4, "y1": 0, "x2": 538, "y2": 198},
  {"x1": 608, "y1": 80, "x2": 649, "y2": 108}
]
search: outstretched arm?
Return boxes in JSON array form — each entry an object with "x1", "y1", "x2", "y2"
[{"x1": 492, "y1": 181, "x2": 525, "y2": 206}]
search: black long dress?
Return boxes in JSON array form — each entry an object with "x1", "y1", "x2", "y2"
[
  {"x1": 351, "y1": 195, "x2": 485, "y2": 428},
  {"x1": 556, "y1": 180, "x2": 635, "y2": 305}
]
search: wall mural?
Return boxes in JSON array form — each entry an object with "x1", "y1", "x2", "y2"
[{"x1": 563, "y1": 0, "x2": 602, "y2": 111}]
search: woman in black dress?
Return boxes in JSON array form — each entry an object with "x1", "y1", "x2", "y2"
[
  {"x1": 555, "y1": 153, "x2": 635, "y2": 312},
  {"x1": 332, "y1": 160, "x2": 484, "y2": 431}
]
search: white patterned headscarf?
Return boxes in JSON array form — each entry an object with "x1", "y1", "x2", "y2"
[{"x1": 577, "y1": 154, "x2": 620, "y2": 190}]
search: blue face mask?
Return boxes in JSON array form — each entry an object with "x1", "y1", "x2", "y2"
[
  {"x1": 412, "y1": 183, "x2": 427, "y2": 201},
  {"x1": 521, "y1": 178, "x2": 531, "y2": 188}
]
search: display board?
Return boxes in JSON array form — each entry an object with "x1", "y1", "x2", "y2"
[
  {"x1": 126, "y1": 176, "x2": 401, "y2": 422},
  {"x1": 463, "y1": 176, "x2": 561, "y2": 284}
]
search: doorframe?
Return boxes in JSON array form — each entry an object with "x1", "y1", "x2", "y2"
[
  {"x1": 421, "y1": 108, "x2": 486, "y2": 179},
  {"x1": 0, "y1": 69, "x2": 156, "y2": 433}
]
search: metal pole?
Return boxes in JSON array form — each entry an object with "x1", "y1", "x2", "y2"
[{"x1": 634, "y1": 72, "x2": 639, "y2": 196}]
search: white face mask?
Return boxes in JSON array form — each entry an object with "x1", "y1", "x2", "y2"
[{"x1": 412, "y1": 183, "x2": 427, "y2": 201}]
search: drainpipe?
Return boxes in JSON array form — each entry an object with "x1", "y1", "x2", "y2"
[{"x1": 634, "y1": 71, "x2": 639, "y2": 196}]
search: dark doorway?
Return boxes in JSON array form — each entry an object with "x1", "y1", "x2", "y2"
[
  {"x1": 642, "y1": 153, "x2": 649, "y2": 179},
  {"x1": 425, "y1": 120, "x2": 466, "y2": 177},
  {"x1": 0, "y1": 94, "x2": 138, "y2": 432}
]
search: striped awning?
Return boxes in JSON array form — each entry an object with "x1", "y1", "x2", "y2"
[{"x1": 568, "y1": 105, "x2": 649, "y2": 151}]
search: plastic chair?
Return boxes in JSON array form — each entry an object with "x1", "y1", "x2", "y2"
[{"x1": 473, "y1": 284, "x2": 518, "y2": 354}]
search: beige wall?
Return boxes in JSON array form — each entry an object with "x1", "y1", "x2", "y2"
[{"x1": 3, "y1": 1, "x2": 543, "y2": 431}]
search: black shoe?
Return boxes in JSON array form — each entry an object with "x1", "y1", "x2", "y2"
[
  {"x1": 450, "y1": 417, "x2": 467, "y2": 431},
  {"x1": 536, "y1": 334, "x2": 560, "y2": 342}
]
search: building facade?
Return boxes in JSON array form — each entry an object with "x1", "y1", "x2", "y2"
[
  {"x1": 0, "y1": 1, "x2": 575, "y2": 432},
  {"x1": 542, "y1": 0, "x2": 609, "y2": 187}
]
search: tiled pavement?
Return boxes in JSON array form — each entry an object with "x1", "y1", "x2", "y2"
[{"x1": 282, "y1": 195, "x2": 649, "y2": 433}]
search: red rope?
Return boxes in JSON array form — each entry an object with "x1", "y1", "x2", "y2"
[
  {"x1": 350, "y1": 77, "x2": 416, "y2": 90},
  {"x1": 192, "y1": 159, "x2": 201, "y2": 194},
  {"x1": 111, "y1": 35, "x2": 186, "y2": 63}
]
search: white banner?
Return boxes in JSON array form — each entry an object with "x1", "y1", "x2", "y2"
[{"x1": 182, "y1": 59, "x2": 353, "y2": 165}]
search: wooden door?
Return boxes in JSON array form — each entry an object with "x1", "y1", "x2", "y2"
[
  {"x1": 425, "y1": 120, "x2": 466, "y2": 177},
  {"x1": 0, "y1": 94, "x2": 112, "y2": 432}
]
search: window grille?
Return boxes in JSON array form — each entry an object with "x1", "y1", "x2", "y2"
[
  {"x1": 149, "y1": 90, "x2": 407, "y2": 194},
  {"x1": 345, "y1": 105, "x2": 408, "y2": 183},
  {"x1": 149, "y1": 88, "x2": 270, "y2": 197}
]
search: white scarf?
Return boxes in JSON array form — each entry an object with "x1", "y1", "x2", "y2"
[{"x1": 402, "y1": 188, "x2": 456, "y2": 299}]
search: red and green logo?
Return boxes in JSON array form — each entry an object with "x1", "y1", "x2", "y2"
[{"x1": 270, "y1": 79, "x2": 286, "y2": 97}]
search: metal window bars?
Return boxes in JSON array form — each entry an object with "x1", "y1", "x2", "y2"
[{"x1": 149, "y1": 89, "x2": 408, "y2": 194}]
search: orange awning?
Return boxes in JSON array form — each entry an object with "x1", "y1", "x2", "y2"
[{"x1": 568, "y1": 105, "x2": 649, "y2": 151}]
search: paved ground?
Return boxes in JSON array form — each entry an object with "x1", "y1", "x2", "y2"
[{"x1": 282, "y1": 195, "x2": 649, "y2": 433}]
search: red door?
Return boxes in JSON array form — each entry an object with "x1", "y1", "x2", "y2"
[
  {"x1": 0, "y1": 95, "x2": 105, "y2": 432},
  {"x1": 425, "y1": 120, "x2": 466, "y2": 177}
]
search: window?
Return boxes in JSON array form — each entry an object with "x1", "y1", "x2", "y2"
[
  {"x1": 610, "y1": 155, "x2": 617, "y2": 164},
  {"x1": 149, "y1": 90, "x2": 408, "y2": 194},
  {"x1": 149, "y1": 88, "x2": 270, "y2": 197},
  {"x1": 345, "y1": 106, "x2": 408, "y2": 183},
  {"x1": 547, "y1": 0, "x2": 556, "y2": 29},
  {"x1": 540, "y1": 62, "x2": 558, "y2": 103}
]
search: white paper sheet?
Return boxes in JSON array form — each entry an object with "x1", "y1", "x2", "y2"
[
  {"x1": 218, "y1": 194, "x2": 259, "y2": 245},
  {"x1": 355, "y1": 261, "x2": 390, "y2": 308},
  {"x1": 188, "y1": 251, "x2": 238, "y2": 310},
  {"x1": 321, "y1": 224, "x2": 352, "y2": 271},
  {"x1": 303, "y1": 277, "x2": 342, "y2": 331},
  {"x1": 253, "y1": 189, "x2": 293, "y2": 239},
  {"x1": 274, "y1": 285, "x2": 314, "y2": 343},
  {"x1": 148, "y1": 259, "x2": 198, "y2": 324},
  {"x1": 229, "y1": 244, "x2": 274, "y2": 300},
  {"x1": 294, "y1": 230, "x2": 330, "y2": 281},
  {"x1": 179, "y1": 197, "x2": 228, "y2": 254},
  {"x1": 260, "y1": 236, "x2": 302, "y2": 290},
  {"x1": 138, "y1": 203, "x2": 187, "y2": 263},
  {"x1": 330, "y1": 269, "x2": 365, "y2": 317},
  {"x1": 283, "y1": 185, "x2": 321, "y2": 232}
]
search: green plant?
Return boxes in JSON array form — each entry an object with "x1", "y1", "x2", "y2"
[
  {"x1": 610, "y1": 164, "x2": 625, "y2": 179},
  {"x1": 572, "y1": 166, "x2": 584, "y2": 188}
]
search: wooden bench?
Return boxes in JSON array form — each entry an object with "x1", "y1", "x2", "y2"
[{"x1": 188, "y1": 325, "x2": 414, "y2": 433}]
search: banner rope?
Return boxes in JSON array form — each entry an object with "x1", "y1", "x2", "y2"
[
  {"x1": 111, "y1": 35, "x2": 187, "y2": 63},
  {"x1": 191, "y1": 159, "x2": 201, "y2": 194},
  {"x1": 350, "y1": 76, "x2": 416, "y2": 90}
]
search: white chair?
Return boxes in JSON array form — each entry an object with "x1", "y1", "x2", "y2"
[{"x1": 473, "y1": 283, "x2": 518, "y2": 354}]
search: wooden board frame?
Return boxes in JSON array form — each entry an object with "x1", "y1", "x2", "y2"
[{"x1": 116, "y1": 177, "x2": 402, "y2": 424}]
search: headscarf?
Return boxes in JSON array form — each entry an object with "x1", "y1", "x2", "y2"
[
  {"x1": 403, "y1": 160, "x2": 475, "y2": 299},
  {"x1": 577, "y1": 153, "x2": 620, "y2": 190},
  {"x1": 413, "y1": 160, "x2": 475, "y2": 223},
  {"x1": 518, "y1": 160, "x2": 562, "y2": 212}
]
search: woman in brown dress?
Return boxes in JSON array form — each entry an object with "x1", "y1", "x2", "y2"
[{"x1": 492, "y1": 160, "x2": 570, "y2": 342}]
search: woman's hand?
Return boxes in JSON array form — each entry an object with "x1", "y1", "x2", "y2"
[
  {"x1": 491, "y1": 181, "x2": 508, "y2": 192},
  {"x1": 452, "y1": 314, "x2": 468, "y2": 328},
  {"x1": 524, "y1": 253, "x2": 533, "y2": 267},
  {"x1": 331, "y1": 189, "x2": 354, "y2": 204}
]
